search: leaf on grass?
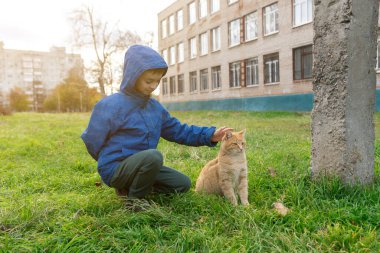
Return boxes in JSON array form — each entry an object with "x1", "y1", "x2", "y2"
[
  {"x1": 267, "y1": 167, "x2": 277, "y2": 177},
  {"x1": 95, "y1": 181, "x2": 102, "y2": 187},
  {"x1": 273, "y1": 202, "x2": 290, "y2": 216}
]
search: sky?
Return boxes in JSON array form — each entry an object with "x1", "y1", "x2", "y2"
[{"x1": 0, "y1": 0, "x2": 176, "y2": 61}]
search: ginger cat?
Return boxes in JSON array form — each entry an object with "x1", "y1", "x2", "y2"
[{"x1": 195, "y1": 129, "x2": 249, "y2": 206}]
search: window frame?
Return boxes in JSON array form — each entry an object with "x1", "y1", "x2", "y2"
[
  {"x1": 200, "y1": 68, "x2": 209, "y2": 91},
  {"x1": 169, "y1": 46, "x2": 176, "y2": 65},
  {"x1": 189, "y1": 2, "x2": 197, "y2": 25},
  {"x1": 169, "y1": 15, "x2": 175, "y2": 35},
  {"x1": 199, "y1": 0, "x2": 208, "y2": 19},
  {"x1": 293, "y1": 0, "x2": 313, "y2": 27},
  {"x1": 177, "y1": 74, "x2": 185, "y2": 94},
  {"x1": 245, "y1": 11, "x2": 258, "y2": 42},
  {"x1": 210, "y1": 0, "x2": 220, "y2": 14},
  {"x1": 200, "y1": 32, "x2": 209, "y2": 56},
  {"x1": 229, "y1": 61, "x2": 241, "y2": 88},
  {"x1": 177, "y1": 9, "x2": 184, "y2": 30},
  {"x1": 162, "y1": 49, "x2": 168, "y2": 63},
  {"x1": 228, "y1": 18, "x2": 241, "y2": 47},
  {"x1": 293, "y1": 45, "x2": 313, "y2": 80},
  {"x1": 177, "y1": 42, "x2": 184, "y2": 63},
  {"x1": 263, "y1": 2, "x2": 279, "y2": 36},
  {"x1": 189, "y1": 37, "x2": 197, "y2": 59},
  {"x1": 263, "y1": 52, "x2": 280, "y2": 84},
  {"x1": 161, "y1": 77, "x2": 168, "y2": 95},
  {"x1": 211, "y1": 26, "x2": 221, "y2": 52},
  {"x1": 161, "y1": 19, "x2": 168, "y2": 38},
  {"x1": 169, "y1": 76, "x2": 176, "y2": 95},
  {"x1": 210, "y1": 26, "x2": 221, "y2": 52},
  {"x1": 211, "y1": 65, "x2": 222, "y2": 90},
  {"x1": 245, "y1": 57, "x2": 259, "y2": 86},
  {"x1": 189, "y1": 71, "x2": 198, "y2": 93}
]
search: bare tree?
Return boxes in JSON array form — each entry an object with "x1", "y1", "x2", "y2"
[{"x1": 69, "y1": 5, "x2": 142, "y2": 96}]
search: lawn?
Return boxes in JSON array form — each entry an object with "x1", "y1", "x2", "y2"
[{"x1": 0, "y1": 111, "x2": 379, "y2": 252}]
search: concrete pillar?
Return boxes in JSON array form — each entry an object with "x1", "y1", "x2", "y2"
[{"x1": 311, "y1": 0, "x2": 379, "y2": 184}]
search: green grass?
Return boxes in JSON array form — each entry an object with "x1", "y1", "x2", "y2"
[{"x1": 0, "y1": 111, "x2": 379, "y2": 252}]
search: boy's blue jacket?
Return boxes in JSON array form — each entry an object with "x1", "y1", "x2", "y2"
[{"x1": 81, "y1": 45, "x2": 216, "y2": 186}]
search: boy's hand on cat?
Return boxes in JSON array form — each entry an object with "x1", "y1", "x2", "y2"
[{"x1": 211, "y1": 127, "x2": 234, "y2": 142}]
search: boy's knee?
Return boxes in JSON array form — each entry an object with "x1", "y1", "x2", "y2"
[{"x1": 141, "y1": 149, "x2": 163, "y2": 167}]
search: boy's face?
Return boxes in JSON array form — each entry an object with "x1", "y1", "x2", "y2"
[{"x1": 135, "y1": 70, "x2": 165, "y2": 96}]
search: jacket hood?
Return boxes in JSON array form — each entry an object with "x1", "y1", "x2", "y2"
[{"x1": 120, "y1": 45, "x2": 168, "y2": 95}]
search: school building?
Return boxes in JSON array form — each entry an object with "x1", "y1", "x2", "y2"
[
  {"x1": 157, "y1": 0, "x2": 380, "y2": 111},
  {"x1": 0, "y1": 42, "x2": 83, "y2": 111}
]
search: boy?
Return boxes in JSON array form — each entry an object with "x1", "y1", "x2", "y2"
[{"x1": 81, "y1": 45, "x2": 231, "y2": 211}]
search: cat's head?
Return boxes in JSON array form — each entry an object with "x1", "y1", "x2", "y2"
[{"x1": 221, "y1": 129, "x2": 246, "y2": 154}]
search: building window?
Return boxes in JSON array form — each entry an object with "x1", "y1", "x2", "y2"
[
  {"x1": 264, "y1": 53, "x2": 280, "y2": 84},
  {"x1": 211, "y1": 0, "x2": 220, "y2": 13},
  {"x1": 228, "y1": 0, "x2": 239, "y2": 5},
  {"x1": 177, "y1": 9, "x2": 184, "y2": 30},
  {"x1": 211, "y1": 26, "x2": 221, "y2": 51},
  {"x1": 161, "y1": 78, "x2": 168, "y2": 95},
  {"x1": 170, "y1": 76, "x2": 176, "y2": 95},
  {"x1": 178, "y1": 74, "x2": 184, "y2": 94},
  {"x1": 169, "y1": 46, "x2": 176, "y2": 65},
  {"x1": 200, "y1": 32, "x2": 208, "y2": 56},
  {"x1": 211, "y1": 66, "x2": 221, "y2": 89},
  {"x1": 229, "y1": 61, "x2": 241, "y2": 87},
  {"x1": 24, "y1": 73, "x2": 33, "y2": 82},
  {"x1": 190, "y1": 71, "x2": 197, "y2": 92},
  {"x1": 162, "y1": 49, "x2": 168, "y2": 63},
  {"x1": 263, "y1": 3, "x2": 279, "y2": 35},
  {"x1": 200, "y1": 69, "x2": 209, "y2": 91},
  {"x1": 190, "y1": 37, "x2": 197, "y2": 59},
  {"x1": 169, "y1": 15, "x2": 175, "y2": 35},
  {"x1": 229, "y1": 19, "x2": 240, "y2": 47},
  {"x1": 199, "y1": 0, "x2": 208, "y2": 19},
  {"x1": 189, "y1": 2, "x2": 196, "y2": 25},
  {"x1": 161, "y1": 19, "x2": 167, "y2": 38},
  {"x1": 178, "y1": 42, "x2": 184, "y2": 63},
  {"x1": 245, "y1": 11, "x2": 258, "y2": 41},
  {"x1": 293, "y1": 0, "x2": 313, "y2": 27},
  {"x1": 293, "y1": 45, "x2": 312, "y2": 80},
  {"x1": 245, "y1": 57, "x2": 259, "y2": 86}
]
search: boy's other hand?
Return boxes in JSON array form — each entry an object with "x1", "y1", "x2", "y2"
[{"x1": 211, "y1": 127, "x2": 234, "y2": 142}]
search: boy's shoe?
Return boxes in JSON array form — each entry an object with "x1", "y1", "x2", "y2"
[
  {"x1": 115, "y1": 188, "x2": 128, "y2": 197},
  {"x1": 124, "y1": 198, "x2": 152, "y2": 212}
]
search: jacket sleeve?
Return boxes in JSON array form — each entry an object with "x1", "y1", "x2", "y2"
[
  {"x1": 160, "y1": 109, "x2": 217, "y2": 147},
  {"x1": 81, "y1": 102, "x2": 115, "y2": 161}
]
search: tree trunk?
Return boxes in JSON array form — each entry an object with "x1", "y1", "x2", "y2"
[{"x1": 98, "y1": 76, "x2": 106, "y2": 97}]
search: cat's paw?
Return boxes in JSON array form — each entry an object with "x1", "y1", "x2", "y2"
[{"x1": 229, "y1": 199, "x2": 238, "y2": 206}]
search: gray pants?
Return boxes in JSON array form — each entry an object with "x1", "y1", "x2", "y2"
[{"x1": 109, "y1": 149, "x2": 191, "y2": 198}]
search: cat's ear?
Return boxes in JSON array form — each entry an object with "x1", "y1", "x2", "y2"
[
  {"x1": 223, "y1": 131, "x2": 233, "y2": 141},
  {"x1": 239, "y1": 129, "x2": 246, "y2": 136}
]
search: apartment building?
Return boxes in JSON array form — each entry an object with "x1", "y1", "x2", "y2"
[
  {"x1": 0, "y1": 41, "x2": 83, "y2": 111},
  {"x1": 158, "y1": 0, "x2": 380, "y2": 111}
]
